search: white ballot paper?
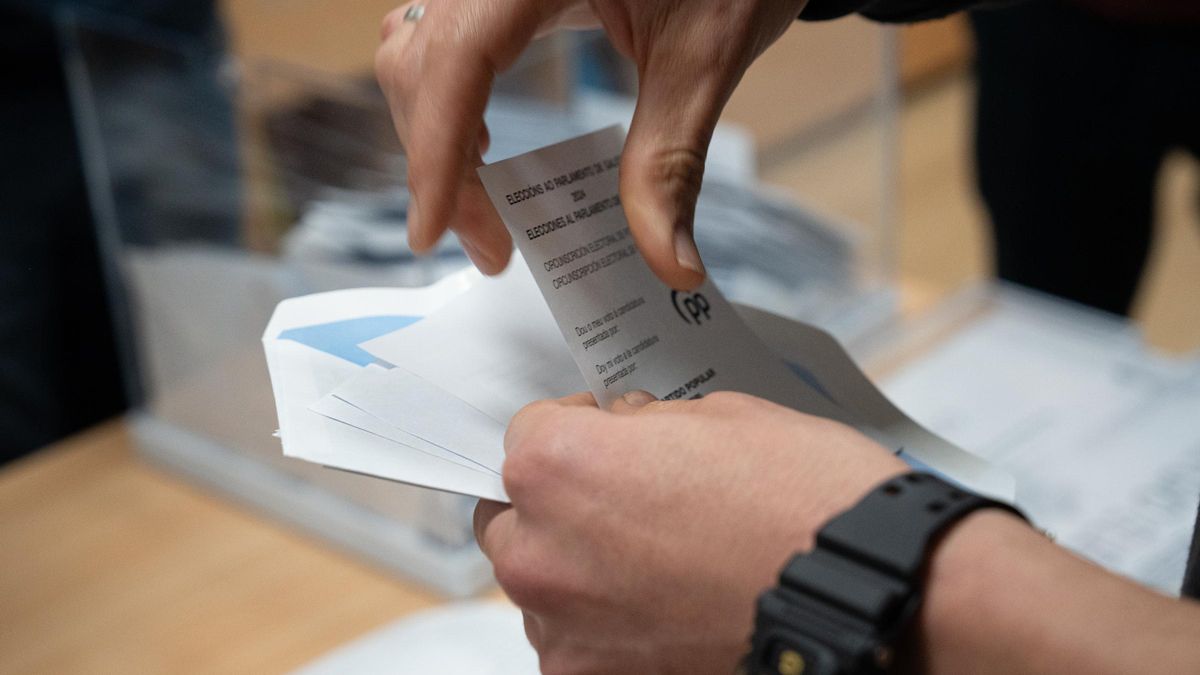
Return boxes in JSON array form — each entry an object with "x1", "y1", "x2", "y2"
[
  {"x1": 476, "y1": 126, "x2": 873, "y2": 431},
  {"x1": 263, "y1": 127, "x2": 1012, "y2": 504}
]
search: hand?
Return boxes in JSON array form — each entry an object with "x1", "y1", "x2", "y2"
[
  {"x1": 375, "y1": 0, "x2": 809, "y2": 289},
  {"x1": 474, "y1": 390, "x2": 906, "y2": 674}
]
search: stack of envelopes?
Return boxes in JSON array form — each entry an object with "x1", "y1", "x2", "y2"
[{"x1": 263, "y1": 257, "x2": 1012, "y2": 503}]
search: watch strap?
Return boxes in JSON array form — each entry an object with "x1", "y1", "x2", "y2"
[
  {"x1": 780, "y1": 472, "x2": 1025, "y2": 631},
  {"x1": 747, "y1": 472, "x2": 1027, "y2": 674},
  {"x1": 816, "y1": 472, "x2": 1025, "y2": 580}
]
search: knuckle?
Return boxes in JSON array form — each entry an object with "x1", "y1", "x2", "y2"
[
  {"x1": 699, "y1": 389, "x2": 758, "y2": 410},
  {"x1": 492, "y1": 545, "x2": 550, "y2": 610},
  {"x1": 472, "y1": 500, "x2": 499, "y2": 548},
  {"x1": 373, "y1": 43, "x2": 394, "y2": 88},
  {"x1": 374, "y1": 26, "x2": 427, "y2": 86},
  {"x1": 500, "y1": 451, "x2": 535, "y2": 500},
  {"x1": 492, "y1": 539, "x2": 588, "y2": 616},
  {"x1": 650, "y1": 147, "x2": 706, "y2": 199},
  {"x1": 503, "y1": 405, "x2": 571, "y2": 496},
  {"x1": 490, "y1": 546, "x2": 525, "y2": 595},
  {"x1": 471, "y1": 505, "x2": 485, "y2": 544},
  {"x1": 505, "y1": 399, "x2": 553, "y2": 450},
  {"x1": 379, "y1": 7, "x2": 403, "y2": 41},
  {"x1": 537, "y1": 654, "x2": 575, "y2": 675},
  {"x1": 374, "y1": 43, "x2": 414, "y2": 100},
  {"x1": 636, "y1": 398, "x2": 686, "y2": 416},
  {"x1": 522, "y1": 611, "x2": 543, "y2": 652},
  {"x1": 539, "y1": 648, "x2": 602, "y2": 675}
]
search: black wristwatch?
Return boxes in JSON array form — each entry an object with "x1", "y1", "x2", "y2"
[{"x1": 743, "y1": 472, "x2": 1026, "y2": 675}]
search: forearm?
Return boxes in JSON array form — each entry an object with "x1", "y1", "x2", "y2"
[{"x1": 911, "y1": 510, "x2": 1200, "y2": 674}]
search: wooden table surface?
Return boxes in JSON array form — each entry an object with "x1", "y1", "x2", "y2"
[
  {"x1": 0, "y1": 273, "x2": 1189, "y2": 675},
  {"x1": 0, "y1": 421, "x2": 449, "y2": 675}
]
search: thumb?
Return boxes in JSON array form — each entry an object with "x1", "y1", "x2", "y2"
[
  {"x1": 609, "y1": 389, "x2": 657, "y2": 414},
  {"x1": 620, "y1": 47, "x2": 734, "y2": 291}
]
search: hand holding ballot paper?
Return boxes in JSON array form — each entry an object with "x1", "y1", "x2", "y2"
[{"x1": 263, "y1": 127, "x2": 1011, "y2": 505}]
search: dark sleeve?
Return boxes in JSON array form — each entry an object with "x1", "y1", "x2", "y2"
[{"x1": 800, "y1": 0, "x2": 1017, "y2": 23}]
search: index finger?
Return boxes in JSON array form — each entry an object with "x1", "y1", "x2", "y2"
[{"x1": 375, "y1": 0, "x2": 559, "y2": 265}]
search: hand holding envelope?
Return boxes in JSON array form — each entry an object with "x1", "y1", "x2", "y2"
[{"x1": 474, "y1": 388, "x2": 911, "y2": 675}]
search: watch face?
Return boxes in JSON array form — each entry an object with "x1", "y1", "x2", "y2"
[
  {"x1": 763, "y1": 636, "x2": 839, "y2": 675},
  {"x1": 773, "y1": 646, "x2": 809, "y2": 675},
  {"x1": 752, "y1": 588, "x2": 887, "y2": 675}
]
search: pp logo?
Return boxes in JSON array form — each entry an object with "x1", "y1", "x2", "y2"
[{"x1": 671, "y1": 290, "x2": 711, "y2": 326}]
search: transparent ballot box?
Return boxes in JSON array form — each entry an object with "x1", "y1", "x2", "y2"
[{"x1": 61, "y1": 9, "x2": 902, "y2": 595}]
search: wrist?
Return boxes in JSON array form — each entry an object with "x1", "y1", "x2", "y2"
[
  {"x1": 908, "y1": 508, "x2": 1083, "y2": 675},
  {"x1": 911, "y1": 505, "x2": 1200, "y2": 675}
]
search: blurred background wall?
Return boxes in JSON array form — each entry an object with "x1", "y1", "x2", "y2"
[{"x1": 2, "y1": 0, "x2": 1197, "y2": 464}]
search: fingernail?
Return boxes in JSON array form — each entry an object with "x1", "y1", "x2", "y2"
[
  {"x1": 673, "y1": 228, "x2": 705, "y2": 276},
  {"x1": 620, "y1": 390, "x2": 656, "y2": 407}
]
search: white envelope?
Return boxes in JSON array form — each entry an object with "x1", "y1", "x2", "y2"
[
  {"x1": 262, "y1": 276, "x2": 509, "y2": 502},
  {"x1": 324, "y1": 365, "x2": 508, "y2": 476}
]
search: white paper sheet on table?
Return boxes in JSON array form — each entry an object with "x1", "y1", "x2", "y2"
[
  {"x1": 291, "y1": 601, "x2": 537, "y2": 675},
  {"x1": 882, "y1": 289, "x2": 1200, "y2": 593}
]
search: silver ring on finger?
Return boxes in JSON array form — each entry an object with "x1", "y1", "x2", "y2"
[{"x1": 403, "y1": 4, "x2": 425, "y2": 22}]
